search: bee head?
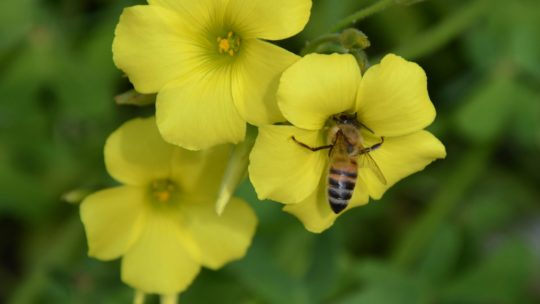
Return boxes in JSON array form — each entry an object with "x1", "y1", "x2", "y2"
[{"x1": 332, "y1": 113, "x2": 359, "y2": 126}]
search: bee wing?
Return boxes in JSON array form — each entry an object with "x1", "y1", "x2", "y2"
[{"x1": 358, "y1": 152, "x2": 387, "y2": 185}]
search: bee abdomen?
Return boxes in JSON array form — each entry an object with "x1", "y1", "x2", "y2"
[
  {"x1": 328, "y1": 169, "x2": 356, "y2": 214},
  {"x1": 330, "y1": 167, "x2": 357, "y2": 178}
]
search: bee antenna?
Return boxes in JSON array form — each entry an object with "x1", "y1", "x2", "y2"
[{"x1": 358, "y1": 121, "x2": 375, "y2": 134}]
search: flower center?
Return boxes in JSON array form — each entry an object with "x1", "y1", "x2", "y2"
[
  {"x1": 217, "y1": 31, "x2": 241, "y2": 56},
  {"x1": 150, "y1": 179, "x2": 177, "y2": 203}
]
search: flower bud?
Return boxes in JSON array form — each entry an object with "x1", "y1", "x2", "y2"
[
  {"x1": 115, "y1": 89, "x2": 155, "y2": 106},
  {"x1": 340, "y1": 28, "x2": 371, "y2": 50},
  {"x1": 215, "y1": 126, "x2": 257, "y2": 215}
]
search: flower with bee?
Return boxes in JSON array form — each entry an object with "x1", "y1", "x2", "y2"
[
  {"x1": 249, "y1": 53, "x2": 446, "y2": 233},
  {"x1": 80, "y1": 117, "x2": 257, "y2": 297}
]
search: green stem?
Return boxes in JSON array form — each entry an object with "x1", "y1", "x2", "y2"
[
  {"x1": 391, "y1": 145, "x2": 493, "y2": 270},
  {"x1": 134, "y1": 290, "x2": 146, "y2": 304},
  {"x1": 331, "y1": 0, "x2": 395, "y2": 32},
  {"x1": 393, "y1": 0, "x2": 487, "y2": 59},
  {"x1": 300, "y1": 34, "x2": 341, "y2": 55},
  {"x1": 160, "y1": 294, "x2": 178, "y2": 304}
]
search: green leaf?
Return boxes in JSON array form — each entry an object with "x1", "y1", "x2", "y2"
[
  {"x1": 465, "y1": 0, "x2": 540, "y2": 77},
  {"x1": 0, "y1": 0, "x2": 35, "y2": 56},
  {"x1": 181, "y1": 271, "x2": 255, "y2": 304},
  {"x1": 441, "y1": 240, "x2": 534, "y2": 304},
  {"x1": 460, "y1": 170, "x2": 538, "y2": 243},
  {"x1": 304, "y1": 231, "x2": 340, "y2": 303},
  {"x1": 417, "y1": 224, "x2": 461, "y2": 284},
  {"x1": 510, "y1": 12, "x2": 540, "y2": 80},
  {"x1": 337, "y1": 261, "x2": 431, "y2": 304},
  {"x1": 274, "y1": 229, "x2": 314, "y2": 280},
  {"x1": 53, "y1": 19, "x2": 118, "y2": 120},
  {"x1": 510, "y1": 89, "x2": 540, "y2": 149},
  {"x1": 228, "y1": 240, "x2": 310, "y2": 304},
  {"x1": 455, "y1": 78, "x2": 516, "y2": 143}
]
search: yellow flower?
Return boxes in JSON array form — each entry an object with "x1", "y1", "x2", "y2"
[
  {"x1": 80, "y1": 117, "x2": 257, "y2": 295},
  {"x1": 249, "y1": 53, "x2": 446, "y2": 233},
  {"x1": 112, "y1": 0, "x2": 312, "y2": 150}
]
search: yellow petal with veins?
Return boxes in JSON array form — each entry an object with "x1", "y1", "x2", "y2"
[
  {"x1": 112, "y1": 5, "x2": 202, "y2": 93},
  {"x1": 283, "y1": 177, "x2": 369, "y2": 233},
  {"x1": 356, "y1": 54, "x2": 436, "y2": 137},
  {"x1": 278, "y1": 54, "x2": 360, "y2": 130},
  {"x1": 180, "y1": 197, "x2": 257, "y2": 269},
  {"x1": 105, "y1": 117, "x2": 173, "y2": 186},
  {"x1": 226, "y1": 0, "x2": 311, "y2": 40},
  {"x1": 249, "y1": 125, "x2": 327, "y2": 204},
  {"x1": 360, "y1": 130, "x2": 446, "y2": 199},
  {"x1": 156, "y1": 64, "x2": 245, "y2": 150},
  {"x1": 80, "y1": 186, "x2": 147, "y2": 260},
  {"x1": 121, "y1": 212, "x2": 201, "y2": 294},
  {"x1": 232, "y1": 39, "x2": 298, "y2": 125}
]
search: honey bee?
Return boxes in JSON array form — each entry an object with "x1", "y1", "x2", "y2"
[{"x1": 292, "y1": 113, "x2": 387, "y2": 214}]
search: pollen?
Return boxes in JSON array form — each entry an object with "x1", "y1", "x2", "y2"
[
  {"x1": 217, "y1": 31, "x2": 241, "y2": 56},
  {"x1": 150, "y1": 179, "x2": 177, "y2": 203}
]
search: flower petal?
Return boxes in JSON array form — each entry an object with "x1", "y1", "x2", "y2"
[
  {"x1": 278, "y1": 54, "x2": 360, "y2": 130},
  {"x1": 180, "y1": 197, "x2": 257, "y2": 269},
  {"x1": 149, "y1": 0, "x2": 225, "y2": 27},
  {"x1": 356, "y1": 54, "x2": 436, "y2": 137},
  {"x1": 249, "y1": 125, "x2": 327, "y2": 204},
  {"x1": 105, "y1": 117, "x2": 173, "y2": 186},
  {"x1": 226, "y1": 0, "x2": 311, "y2": 40},
  {"x1": 80, "y1": 186, "x2": 146, "y2": 260},
  {"x1": 232, "y1": 39, "x2": 298, "y2": 125},
  {"x1": 171, "y1": 144, "x2": 232, "y2": 194},
  {"x1": 112, "y1": 5, "x2": 203, "y2": 93},
  {"x1": 360, "y1": 130, "x2": 446, "y2": 200},
  {"x1": 156, "y1": 65, "x2": 246, "y2": 150},
  {"x1": 121, "y1": 213, "x2": 201, "y2": 294},
  {"x1": 283, "y1": 176, "x2": 369, "y2": 233}
]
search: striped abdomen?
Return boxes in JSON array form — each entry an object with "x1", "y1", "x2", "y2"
[{"x1": 327, "y1": 159, "x2": 358, "y2": 214}]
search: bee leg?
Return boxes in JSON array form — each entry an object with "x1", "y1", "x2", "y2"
[
  {"x1": 360, "y1": 137, "x2": 384, "y2": 153},
  {"x1": 291, "y1": 136, "x2": 333, "y2": 152}
]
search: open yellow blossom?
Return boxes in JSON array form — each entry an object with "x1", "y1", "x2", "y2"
[
  {"x1": 249, "y1": 53, "x2": 446, "y2": 233},
  {"x1": 80, "y1": 117, "x2": 257, "y2": 295},
  {"x1": 113, "y1": 0, "x2": 312, "y2": 150}
]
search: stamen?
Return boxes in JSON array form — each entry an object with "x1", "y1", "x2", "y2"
[
  {"x1": 217, "y1": 31, "x2": 241, "y2": 56},
  {"x1": 150, "y1": 179, "x2": 177, "y2": 203}
]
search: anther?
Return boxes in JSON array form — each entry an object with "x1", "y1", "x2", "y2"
[
  {"x1": 150, "y1": 179, "x2": 177, "y2": 203},
  {"x1": 217, "y1": 31, "x2": 241, "y2": 56}
]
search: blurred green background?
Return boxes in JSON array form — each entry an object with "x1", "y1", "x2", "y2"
[{"x1": 1, "y1": 0, "x2": 540, "y2": 303}]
